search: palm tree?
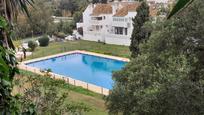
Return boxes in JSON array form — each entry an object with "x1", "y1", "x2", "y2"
[
  {"x1": 168, "y1": 0, "x2": 194, "y2": 19},
  {"x1": 0, "y1": 0, "x2": 33, "y2": 23},
  {"x1": 0, "y1": 0, "x2": 34, "y2": 113},
  {"x1": 0, "y1": 0, "x2": 34, "y2": 49}
]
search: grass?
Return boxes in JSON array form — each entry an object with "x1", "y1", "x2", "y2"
[
  {"x1": 24, "y1": 40, "x2": 130, "y2": 60},
  {"x1": 14, "y1": 70, "x2": 108, "y2": 115},
  {"x1": 13, "y1": 40, "x2": 130, "y2": 114}
]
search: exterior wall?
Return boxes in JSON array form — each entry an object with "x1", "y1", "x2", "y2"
[
  {"x1": 105, "y1": 34, "x2": 130, "y2": 46},
  {"x1": 80, "y1": 2, "x2": 138, "y2": 46},
  {"x1": 83, "y1": 31, "x2": 130, "y2": 46}
]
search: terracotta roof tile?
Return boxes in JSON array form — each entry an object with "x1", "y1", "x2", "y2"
[
  {"x1": 114, "y1": 3, "x2": 158, "y2": 17},
  {"x1": 113, "y1": 3, "x2": 140, "y2": 17},
  {"x1": 92, "y1": 4, "x2": 112, "y2": 16},
  {"x1": 149, "y1": 6, "x2": 158, "y2": 17}
]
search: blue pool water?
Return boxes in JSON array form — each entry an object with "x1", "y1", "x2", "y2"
[{"x1": 26, "y1": 53, "x2": 126, "y2": 89}]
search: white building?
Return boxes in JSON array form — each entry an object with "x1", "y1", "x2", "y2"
[{"x1": 77, "y1": 0, "x2": 157, "y2": 46}]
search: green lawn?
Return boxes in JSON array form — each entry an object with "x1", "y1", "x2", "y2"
[
  {"x1": 15, "y1": 40, "x2": 130, "y2": 114},
  {"x1": 26, "y1": 40, "x2": 130, "y2": 60},
  {"x1": 14, "y1": 70, "x2": 108, "y2": 115}
]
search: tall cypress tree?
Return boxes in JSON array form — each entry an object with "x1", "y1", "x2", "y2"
[{"x1": 129, "y1": 2, "x2": 149, "y2": 58}]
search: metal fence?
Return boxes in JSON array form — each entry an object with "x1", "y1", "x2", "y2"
[{"x1": 18, "y1": 64, "x2": 110, "y2": 96}]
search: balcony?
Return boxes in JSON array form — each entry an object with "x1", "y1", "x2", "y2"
[{"x1": 112, "y1": 17, "x2": 132, "y2": 28}]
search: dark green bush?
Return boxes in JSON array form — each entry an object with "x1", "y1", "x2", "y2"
[
  {"x1": 28, "y1": 41, "x2": 37, "y2": 51},
  {"x1": 38, "y1": 35, "x2": 49, "y2": 47}
]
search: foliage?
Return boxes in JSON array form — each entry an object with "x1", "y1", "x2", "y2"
[
  {"x1": 0, "y1": 0, "x2": 34, "y2": 23},
  {"x1": 0, "y1": 45, "x2": 19, "y2": 114},
  {"x1": 62, "y1": 21, "x2": 74, "y2": 35},
  {"x1": 73, "y1": 11, "x2": 83, "y2": 24},
  {"x1": 46, "y1": 23, "x2": 58, "y2": 36},
  {"x1": 28, "y1": 41, "x2": 37, "y2": 51},
  {"x1": 54, "y1": 32, "x2": 66, "y2": 38},
  {"x1": 0, "y1": 0, "x2": 34, "y2": 113},
  {"x1": 56, "y1": 21, "x2": 74, "y2": 35},
  {"x1": 38, "y1": 35, "x2": 49, "y2": 47},
  {"x1": 107, "y1": 0, "x2": 204, "y2": 115},
  {"x1": 26, "y1": 40, "x2": 130, "y2": 60},
  {"x1": 28, "y1": 0, "x2": 53, "y2": 35},
  {"x1": 14, "y1": 0, "x2": 87, "y2": 38},
  {"x1": 16, "y1": 73, "x2": 91, "y2": 114},
  {"x1": 168, "y1": 0, "x2": 194, "y2": 18},
  {"x1": 129, "y1": 1, "x2": 150, "y2": 58},
  {"x1": 77, "y1": 0, "x2": 89, "y2": 12},
  {"x1": 0, "y1": 17, "x2": 18, "y2": 114},
  {"x1": 107, "y1": 0, "x2": 204, "y2": 114},
  {"x1": 19, "y1": 70, "x2": 105, "y2": 98},
  {"x1": 14, "y1": 18, "x2": 32, "y2": 38},
  {"x1": 91, "y1": 0, "x2": 107, "y2": 4},
  {"x1": 53, "y1": 9, "x2": 62, "y2": 17},
  {"x1": 14, "y1": 0, "x2": 53, "y2": 38},
  {"x1": 58, "y1": 0, "x2": 78, "y2": 16}
]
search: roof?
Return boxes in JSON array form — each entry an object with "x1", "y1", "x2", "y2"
[
  {"x1": 114, "y1": 2, "x2": 158, "y2": 17},
  {"x1": 92, "y1": 4, "x2": 112, "y2": 16},
  {"x1": 114, "y1": 3, "x2": 141, "y2": 17},
  {"x1": 149, "y1": 6, "x2": 158, "y2": 17}
]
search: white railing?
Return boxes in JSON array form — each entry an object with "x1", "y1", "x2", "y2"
[{"x1": 18, "y1": 64, "x2": 110, "y2": 96}]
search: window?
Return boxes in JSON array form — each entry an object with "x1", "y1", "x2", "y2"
[
  {"x1": 125, "y1": 28, "x2": 128, "y2": 35},
  {"x1": 98, "y1": 17, "x2": 102, "y2": 20},
  {"x1": 96, "y1": 26, "x2": 99, "y2": 31},
  {"x1": 115, "y1": 27, "x2": 123, "y2": 35}
]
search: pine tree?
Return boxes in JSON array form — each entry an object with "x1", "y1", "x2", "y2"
[{"x1": 129, "y1": 2, "x2": 149, "y2": 58}]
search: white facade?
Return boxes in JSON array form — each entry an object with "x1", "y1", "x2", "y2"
[
  {"x1": 78, "y1": 1, "x2": 140, "y2": 46},
  {"x1": 77, "y1": 0, "x2": 161, "y2": 46}
]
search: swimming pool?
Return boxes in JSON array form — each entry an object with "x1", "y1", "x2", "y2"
[{"x1": 26, "y1": 53, "x2": 127, "y2": 89}]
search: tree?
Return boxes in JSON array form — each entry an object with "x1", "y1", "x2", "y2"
[
  {"x1": 168, "y1": 0, "x2": 194, "y2": 18},
  {"x1": 14, "y1": 0, "x2": 53, "y2": 38},
  {"x1": 56, "y1": 21, "x2": 74, "y2": 35},
  {"x1": 58, "y1": 0, "x2": 78, "y2": 16},
  {"x1": 101, "y1": 0, "x2": 107, "y2": 4},
  {"x1": 91, "y1": 0, "x2": 107, "y2": 4},
  {"x1": 15, "y1": 72, "x2": 91, "y2": 114},
  {"x1": 28, "y1": 41, "x2": 37, "y2": 51},
  {"x1": 14, "y1": 14, "x2": 32, "y2": 38},
  {"x1": 0, "y1": 0, "x2": 34, "y2": 113},
  {"x1": 73, "y1": 11, "x2": 83, "y2": 24},
  {"x1": 92, "y1": 0, "x2": 100, "y2": 4},
  {"x1": 28, "y1": 0, "x2": 53, "y2": 35},
  {"x1": 107, "y1": 0, "x2": 204, "y2": 114},
  {"x1": 62, "y1": 21, "x2": 74, "y2": 35},
  {"x1": 38, "y1": 35, "x2": 50, "y2": 47},
  {"x1": 129, "y1": 2, "x2": 150, "y2": 58}
]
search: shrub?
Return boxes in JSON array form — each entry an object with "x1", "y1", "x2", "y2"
[
  {"x1": 55, "y1": 32, "x2": 66, "y2": 38},
  {"x1": 28, "y1": 41, "x2": 37, "y2": 51},
  {"x1": 38, "y1": 35, "x2": 49, "y2": 47}
]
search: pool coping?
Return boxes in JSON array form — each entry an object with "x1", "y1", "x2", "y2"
[{"x1": 18, "y1": 50, "x2": 130, "y2": 95}]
